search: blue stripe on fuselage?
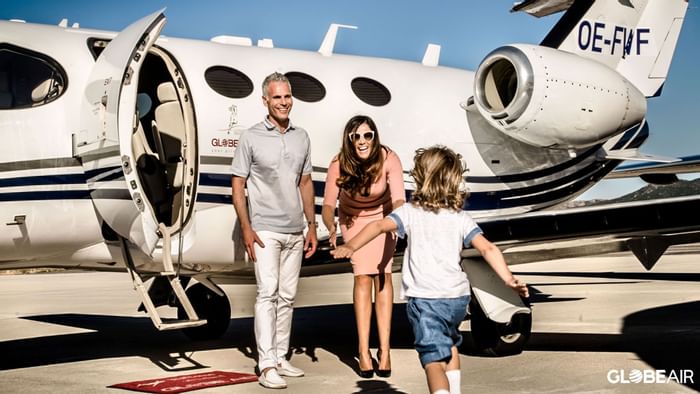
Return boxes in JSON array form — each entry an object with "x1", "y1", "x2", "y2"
[{"x1": 0, "y1": 150, "x2": 617, "y2": 211}]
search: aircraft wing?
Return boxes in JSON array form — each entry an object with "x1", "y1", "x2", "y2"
[
  {"x1": 293, "y1": 194, "x2": 700, "y2": 280},
  {"x1": 606, "y1": 154, "x2": 700, "y2": 183},
  {"x1": 467, "y1": 195, "x2": 700, "y2": 270}
]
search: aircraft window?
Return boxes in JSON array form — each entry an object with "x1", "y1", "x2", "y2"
[
  {"x1": 0, "y1": 44, "x2": 67, "y2": 110},
  {"x1": 285, "y1": 71, "x2": 325, "y2": 102},
  {"x1": 204, "y1": 66, "x2": 254, "y2": 99},
  {"x1": 87, "y1": 38, "x2": 110, "y2": 60},
  {"x1": 351, "y1": 77, "x2": 391, "y2": 106}
]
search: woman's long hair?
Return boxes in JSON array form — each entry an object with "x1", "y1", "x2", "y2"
[
  {"x1": 410, "y1": 146, "x2": 468, "y2": 212},
  {"x1": 336, "y1": 115, "x2": 385, "y2": 197}
]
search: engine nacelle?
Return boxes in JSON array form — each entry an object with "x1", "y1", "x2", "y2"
[{"x1": 473, "y1": 44, "x2": 646, "y2": 149}]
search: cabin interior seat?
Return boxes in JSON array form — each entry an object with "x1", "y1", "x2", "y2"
[{"x1": 152, "y1": 81, "x2": 185, "y2": 189}]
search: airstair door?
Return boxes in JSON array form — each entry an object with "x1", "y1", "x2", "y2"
[{"x1": 75, "y1": 10, "x2": 166, "y2": 256}]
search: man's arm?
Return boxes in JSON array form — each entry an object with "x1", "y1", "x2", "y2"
[
  {"x1": 232, "y1": 175, "x2": 263, "y2": 262},
  {"x1": 299, "y1": 174, "x2": 318, "y2": 258}
]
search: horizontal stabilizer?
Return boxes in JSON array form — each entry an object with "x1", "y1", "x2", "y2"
[
  {"x1": 511, "y1": 0, "x2": 574, "y2": 17},
  {"x1": 604, "y1": 148, "x2": 679, "y2": 163}
]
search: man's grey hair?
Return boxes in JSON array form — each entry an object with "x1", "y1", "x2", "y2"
[{"x1": 262, "y1": 72, "x2": 291, "y2": 97}]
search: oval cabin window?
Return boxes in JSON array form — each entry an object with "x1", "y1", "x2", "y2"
[
  {"x1": 351, "y1": 77, "x2": 391, "y2": 106},
  {"x1": 205, "y1": 66, "x2": 254, "y2": 99},
  {"x1": 285, "y1": 71, "x2": 325, "y2": 103}
]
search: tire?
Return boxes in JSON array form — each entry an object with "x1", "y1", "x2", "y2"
[
  {"x1": 469, "y1": 296, "x2": 531, "y2": 356},
  {"x1": 177, "y1": 283, "x2": 231, "y2": 341}
]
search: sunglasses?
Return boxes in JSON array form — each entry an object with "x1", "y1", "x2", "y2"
[{"x1": 348, "y1": 130, "x2": 375, "y2": 142}]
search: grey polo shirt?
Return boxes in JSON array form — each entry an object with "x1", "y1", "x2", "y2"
[{"x1": 231, "y1": 117, "x2": 313, "y2": 233}]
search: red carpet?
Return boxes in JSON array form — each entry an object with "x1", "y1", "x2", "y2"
[{"x1": 109, "y1": 370, "x2": 258, "y2": 393}]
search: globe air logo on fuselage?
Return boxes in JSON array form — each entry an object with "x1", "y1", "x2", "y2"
[{"x1": 577, "y1": 20, "x2": 651, "y2": 58}]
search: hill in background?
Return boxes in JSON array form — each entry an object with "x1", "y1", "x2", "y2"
[
  {"x1": 605, "y1": 177, "x2": 700, "y2": 204},
  {"x1": 555, "y1": 177, "x2": 700, "y2": 209}
]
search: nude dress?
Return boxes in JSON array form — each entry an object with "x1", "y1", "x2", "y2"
[{"x1": 323, "y1": 150, "x2": 405, "y2": 275}]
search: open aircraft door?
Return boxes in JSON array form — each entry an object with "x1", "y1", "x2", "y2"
[
  {"x1": 75, "y1": 10, "x2": 165, "y2": 256},
  {"x1": 75, "y1": 10, "x2": 198, "y2": 259},
  {"x1": 74, "y1": 11, "x2": 206, "y2": 332}
]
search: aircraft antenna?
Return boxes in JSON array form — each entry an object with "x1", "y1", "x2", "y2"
[
  {"x1": 318, "y1": 23, "x2": 357, "y2": 56},
  {"x1": 422, "y1": 43, "x2": 441, "y2": 66}
]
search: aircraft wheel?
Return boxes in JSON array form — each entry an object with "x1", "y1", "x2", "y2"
[
  {"x1": 468, "y1": 296, "x2": 531, "y2": 356},
  {"x1": 178, "y1": 283, "x2": 231, "y2": 341}
]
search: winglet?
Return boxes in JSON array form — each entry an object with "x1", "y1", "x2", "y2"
[{"x1": 318, "y1": 23, "x2": 357, "y2": 57}]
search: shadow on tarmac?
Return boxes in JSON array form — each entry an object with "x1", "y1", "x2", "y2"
[{"x1": 3, "y1": 301, "x2": 700, "y2": 391}]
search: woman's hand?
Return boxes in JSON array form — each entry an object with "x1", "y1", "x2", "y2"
[{"x1": 329, "y1": 229, "x2": 337, "y2": 249}]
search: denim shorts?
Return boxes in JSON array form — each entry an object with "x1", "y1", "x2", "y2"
[{"x1": 406, "y1": 295, "x2": 470, "y2": 367}]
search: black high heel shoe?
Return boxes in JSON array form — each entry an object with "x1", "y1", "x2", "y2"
[
  {"x1": 376, "y1": 349, "x2": 391, "y2": 378},
  {"x1": 358, "y1": 353, "x2": 374, "y2": 378}
]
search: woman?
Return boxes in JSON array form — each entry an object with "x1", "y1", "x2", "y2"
[{"x1": 322, "y1": 115, "x2": 405, "y2": 378}]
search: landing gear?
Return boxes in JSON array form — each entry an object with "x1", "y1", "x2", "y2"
[
  {"x1": 469, "y1": 296, "x2": 531, "y2": 356},
  {"x1": 177, "y1": 283, "x2": 231, "y2": 340}
]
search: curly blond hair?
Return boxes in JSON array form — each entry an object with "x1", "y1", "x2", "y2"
[{"x1": 410, "y1": 145, "x2": 468, "y2": 212}]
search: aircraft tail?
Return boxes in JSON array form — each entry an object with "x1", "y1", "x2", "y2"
[{"x1": 539, "y1": 0, "x2": 689, "y2": 97}]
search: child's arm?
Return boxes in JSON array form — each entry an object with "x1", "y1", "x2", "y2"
[
  {"x1": 331, "y1": 217, "x2": 398, "y2": 259},
  {"x1": 471, "y1": 234, "x2": 529, "y2": 298}
]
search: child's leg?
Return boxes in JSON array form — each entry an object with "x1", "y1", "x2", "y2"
[
  {"x1": 426, "y1": 347, "x2": 460, "y2": 394},
  {"x1": 446, "y1": 346, "x2": 460, "y2": 370},
  {"x1": 446, "y1": 346, "x2": 461, "y2": 394},
  {"x1": 424, "y1": 361, "x2": 449, "y2": 393}
]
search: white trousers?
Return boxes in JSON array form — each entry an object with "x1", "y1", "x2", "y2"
[{"x1": 253, "y1": 230, "x2": 304, "y2": 371}]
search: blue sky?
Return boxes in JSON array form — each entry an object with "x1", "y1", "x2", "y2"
[{"x1": 2, "y1": 0, "x2": 698, "y2": 200}]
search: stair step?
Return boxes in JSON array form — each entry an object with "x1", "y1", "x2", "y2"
[{"x1": 156, "y1": 319, "x2": 207, "y2": 331}]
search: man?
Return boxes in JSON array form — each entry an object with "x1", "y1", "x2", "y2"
[{"x1": 231, "y1": 72, "x2": 318, "y2": 389}]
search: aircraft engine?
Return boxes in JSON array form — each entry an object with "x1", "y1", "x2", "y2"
[{"x1": 472, "y1": 44, "x2": 646, "y2": 149}]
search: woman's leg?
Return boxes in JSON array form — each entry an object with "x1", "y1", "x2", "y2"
[
  {"x1": 374, "y1": 273, "x2": 393, "y2": 370},
  {"x1": 354, "y1": 274, "x2": 373, "y2": 370}
]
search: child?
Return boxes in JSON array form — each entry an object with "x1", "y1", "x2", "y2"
[{"x1": 331, "y1": 146, "x2": 529, "y2": 394}]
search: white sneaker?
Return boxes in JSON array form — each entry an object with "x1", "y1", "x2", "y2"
[
  {"x1": 277, "y1": 359, "x2": 304, "y2": 377},
  {"x1": 259, "y1": 368, "x2": 287, "y2": 389}
]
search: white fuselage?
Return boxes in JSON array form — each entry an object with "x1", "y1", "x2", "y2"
[{"x1": 0, "y1": 18, "x2": 631, "y2": 274}]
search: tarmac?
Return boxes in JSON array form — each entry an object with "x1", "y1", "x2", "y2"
[{"x1": 1, "y1": 244, "x2": 700, "y2": 393}]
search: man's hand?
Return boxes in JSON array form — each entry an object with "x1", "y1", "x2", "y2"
[
  {"x1": 242, "y1": 227, "x2": 264, "y2": 262},
  {"x1": 304, "y1": 226, "x2": 318, "y2": 258}
]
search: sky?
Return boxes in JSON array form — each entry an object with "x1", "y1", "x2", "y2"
[{"x1": 1, "y1": 0, "x2": 698, "y2": 200}]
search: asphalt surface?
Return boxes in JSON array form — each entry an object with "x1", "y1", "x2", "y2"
[{"x1": 1, "y1": 244, "x2": 700, "y2": 393}]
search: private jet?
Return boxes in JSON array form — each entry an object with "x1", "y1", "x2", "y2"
[{"x1": 1, "y1": 0, "x2": 699, "y2": 356}]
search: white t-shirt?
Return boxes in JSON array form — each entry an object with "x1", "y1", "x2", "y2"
[{"x1": 388, "y1": 203, "x2": 482, "y2": 299}]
